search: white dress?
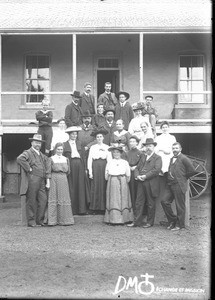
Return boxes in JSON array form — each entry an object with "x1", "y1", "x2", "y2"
[
  {"x1": 51, "y1": 128, "x2": 69, "y2": 150},
  {"x1": 155, "y1": 133, "x2": 176, "y2": 173},
  {"x1": 128, "y1": 116, "x2": 153, "y2": 139}
]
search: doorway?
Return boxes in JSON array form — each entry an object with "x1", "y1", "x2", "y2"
[{"x1": 97, "y1": 70, "x2": 120, "y2": 98}]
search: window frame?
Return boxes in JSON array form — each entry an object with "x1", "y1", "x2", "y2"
[
  {"x1": 178, "y1": 54, "x2": 205, "y2": 104},
  {"x1": 23, "y1": 53, "x2": 51, "y2": 106}
]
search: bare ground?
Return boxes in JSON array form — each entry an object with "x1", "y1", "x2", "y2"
[{"x1": 0, "y1": 194, "x2": 210, "y2": 299}]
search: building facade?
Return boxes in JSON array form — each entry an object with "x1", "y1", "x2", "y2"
[{"x1": 0, "y1": 0, "x2": 212, "y2": 198}]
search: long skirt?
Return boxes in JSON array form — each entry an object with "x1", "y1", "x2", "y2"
[
  {"x1": 104, "y1": 175, "x2": 134, "y2": 224},
  {"x1": 67, "y1": 158, "x2": 90, "y2": 215},
  {"x1": 90, "y1": 159, "x2": 107, "y2": 211},
  {"x1": 48, "y1": 172, "x2": 74, "y2": 225}
]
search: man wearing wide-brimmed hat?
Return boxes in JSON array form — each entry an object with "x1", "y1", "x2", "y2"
[
  {"x1": 17, "y1": 134, "x2": 51, "y2": 227},
  {"x1": 127, "y1": 138, "x2": 162, "y2": 228},
  {"x1": 78, "y1": 110, "x2": 96, "y2": 162},
  {"x1": 114, "y1": 91, "x2": 134, "y2": 130},
  {"x1": 98, "y1": 105, "x2": 117, "y2": 145},
  {"x1": 65, "y1": 90, "x2": 83, "y2": 127}
]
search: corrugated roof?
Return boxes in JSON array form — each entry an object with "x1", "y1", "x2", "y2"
[{"x1": 0, "y1": 0, "x2": 212, "y2": 33}]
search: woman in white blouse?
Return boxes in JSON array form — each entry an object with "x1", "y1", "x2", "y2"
[
  {"x1": 87, "y1": 128, "x2": 111, "y2": 214},
  {"x1": 50, "y1": 118, "x2": 69, "y2": 152},
  {"x1": 155, "y1": 121, "x2": 176, "y2": 175},
  {"x1": 104, "y1": 145, "x2": 134, "y2": 225}
]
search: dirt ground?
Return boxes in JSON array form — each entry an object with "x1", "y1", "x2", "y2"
[{"x1": 0, "y1": 193, "x2": 210, "y2": 299}]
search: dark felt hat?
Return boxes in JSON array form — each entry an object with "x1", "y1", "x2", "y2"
[
  {"x1": 104, "y1": 105, "x2": 115, "y2": 115},
  {"x1": 116, "y1": 91, "x2": 130, "y2": 100},
  {"x1": 132, "y1": 102, "x2": 145, "y2": 111},
  {"x1": 142, "y1": 138, "x2": 157, "y2": 146},
  {"x1": 81, "y1": 110, "x2": 92, "y2": 118},
  {"x1": 129, "y1": 135, "x2": 140, "y2": 143},
  {"x1": 90, "y1": 127, "x2": 108, "y2": 137},
  {"x1": 71, "y1": 90, "x2": 82, "y2": 98},
  {"x1": 29, "y1": 134, "x2": 45, "y2": 143},
  {"x1": 108, "y1": 145, "x2": 124, "y2": 153}
]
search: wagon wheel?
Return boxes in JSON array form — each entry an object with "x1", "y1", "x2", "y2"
[{"x1": 189, "y1": 161, "x2": 209, "y2": 200}]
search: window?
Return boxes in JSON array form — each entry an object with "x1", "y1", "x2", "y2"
[
  {"x1": 98, "y1": 58, "x2": 119, "y2": 68},
  {"x1": 179, "y1": 55, "x2": 204, "y2": 103},
  {"x1": 25, "y1": 55, "x2": 50, "y2": 103}
]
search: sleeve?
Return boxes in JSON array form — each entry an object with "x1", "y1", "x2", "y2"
[
  {"x1": 125, "y1": 161, "x2": 131, "y2": 178},
  {"x1": 46, "y1": 111, "x2": 53, "y2": 124},
  {"x1": 98, "y1": 95, "x2": 104, "y2": 104},
  {"x1": 87, "y1": 146, "x2": 93, "y2": 177},
  {"x1": 17, "y1": 151, "x2": 31, "y2": 173},
  {"x1": 134, "y1": 157, "x2": 142, "y2": 178},
  {"x1": 183, "y1": 156, "x2": 197, "y2": 179},
  {"x1": 65, "y1": 105, "x2": 73, "y2": 127},
  {"x1": 66, "y1": 157, "x2": 70, "y2": 175},
  {"x1": 105, "y1": 161, "x2": 110, "y2": 180},
  {"x1": 128, "y1": 120, "x2": 134, "y2": 135},
  {"x1": 45, "y1": 156, "x2": 52, "y2": 179},
  {"x1": 129, "y1": 106, "x2": 134, "y2": 122},
  {"x1": 106, "y1": 149, "x2": 112, "y2": 164},
  {"x1": 145, "y1": 155, "x2": 162, "y2": 180}
]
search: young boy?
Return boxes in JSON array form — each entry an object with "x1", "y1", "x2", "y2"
[
  {"x1": 35, "y1": 98, "x2": 53, "y2": 156},
  {"x1": 142, "y1": 95, "x2": 158, "y2": 136},
  {"x1": 94, "y1": 103, "x2": 106, "y2": 127},
  {"x1": 114, "y1": 91, "x2": 134, "y2": 130}
]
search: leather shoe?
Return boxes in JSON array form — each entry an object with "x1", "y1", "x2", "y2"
[
  {"x1": 127, "y1": 223, "x2": 135, "y2": 227},
  {"x1": 167, "y1": 222, "x2": 176, "y2": 230},
  {"x1": 171, "y1": 226, "x2": 180, "y2": 231},
  {"x1": 28, "y1": 224, "x2": 37, "y2": 227},
  {"x1": 142, "y1": 223, "x2": 152, "y2": 228}
]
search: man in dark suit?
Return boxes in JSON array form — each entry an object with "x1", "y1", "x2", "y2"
[
  {"x1": 127, "y1": 138, "x2": 162, "y2": 228},
  {"x1": 97, "y1": 82, "x2": 118, "y2": 110},
  {"x1": 65, "y1": 91, "x2": 83, "y2": 127},
  {"x1": 98, "y1": 106, "x2": 117, "y2": 146},
  {"x1": 79, "y1": 82, "x2": 96, "y2": 118},
  {"x1": 161, "y1": 142, "x2": 196, "y2": 231},
  {"x1": 114, "y1": 91, "x2": 134, "y2": 130},
  {"x1": 17, "y1": 134, "x2": 50, "y2": 227}
]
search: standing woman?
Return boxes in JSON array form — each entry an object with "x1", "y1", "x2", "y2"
[
  {"x1": 48, "y1": 142, "x2": 74, "y2": 226},
  {"x1": 104, "y1": 145, "x2": 134, "y2": 225},
  {"x1": 87, "y1": 128, "x2": 111, "y2": 214},
  {"x1": 110, "y1": 119, "x2": 131, "y2": 154},
  {"x1": 63, "y1": 126, "x2": 90, "y2": 215}
]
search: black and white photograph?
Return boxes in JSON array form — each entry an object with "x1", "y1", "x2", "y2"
[{"x1": 0, "y1": 0, "x2": 212, "y2": 299}]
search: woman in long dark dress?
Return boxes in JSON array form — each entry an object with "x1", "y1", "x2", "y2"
[
  {"x1": 87, "y1": 128, "x2": 111, "y2": 214},
  {"x1": 63, "y1": 126, "x2": 90, "y2": 215},
  {"x1": 48, "y1": 142, "x2": 74, "y2": 226}
]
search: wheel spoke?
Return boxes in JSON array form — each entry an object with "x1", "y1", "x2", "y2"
[
  {"x1": 189, "y1": 181, "x2": 199, "y2": 195},
  {"x1": 190, "y1": 181, "x2": 206, "y2": 189},
  {"x1": 191, "y1": 177, "x2": 207, "y2": 181}
]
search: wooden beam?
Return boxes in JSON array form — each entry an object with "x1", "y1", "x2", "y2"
[
  {"x1": 72, "y1": 34, "x2": 77, "y2": 91},
  {"x1": 0, "y1": 34, "x2": 4, "y2": 201},
  {"x1": 139, "y1": 33, "x2": 143, "y2": 102}
]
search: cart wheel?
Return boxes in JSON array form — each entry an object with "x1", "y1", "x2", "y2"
[{"x1": 189, "y1": 161, "x2": 209, "y2": 200}]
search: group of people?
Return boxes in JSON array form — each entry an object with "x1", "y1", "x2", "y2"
[{"x1": 17, "y1": 81, "x2": 197, "y2": 232}]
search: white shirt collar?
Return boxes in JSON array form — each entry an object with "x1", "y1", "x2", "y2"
[{"x1": 32, "y1": 147, "x2": 40, "y2": 155}]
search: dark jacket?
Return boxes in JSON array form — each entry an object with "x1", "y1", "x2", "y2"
[
  {"x1": 63, "y1": 140, "x2": 86, "y2": 169},
  {"x1": 65, "y1": 102, "x2": 83, "y2": 127},
  {"x1": 17, "y1": 147, "x2": 50, "y2": 195},
  {"x1": 134, "y1": 152, "x2": 162, "y2": 197},
  {"x1": 79, "y1": 93, "x2": 96, "y2": 115},
  {"x1": 36, "y1": 110, "x2": 53, "y2": 127},
  {"x1": 114, "y1": 102, "x2": 134, "y2": 130},
  {"x1": 99, "y1": 120, "x2": 117, "y2": 146},
  {"x1": 168, "y1": 153, "x2": 197, "y2": 194},
  {"x1": 98, "y1": 92, "x2": 118, "y2": 108}
]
